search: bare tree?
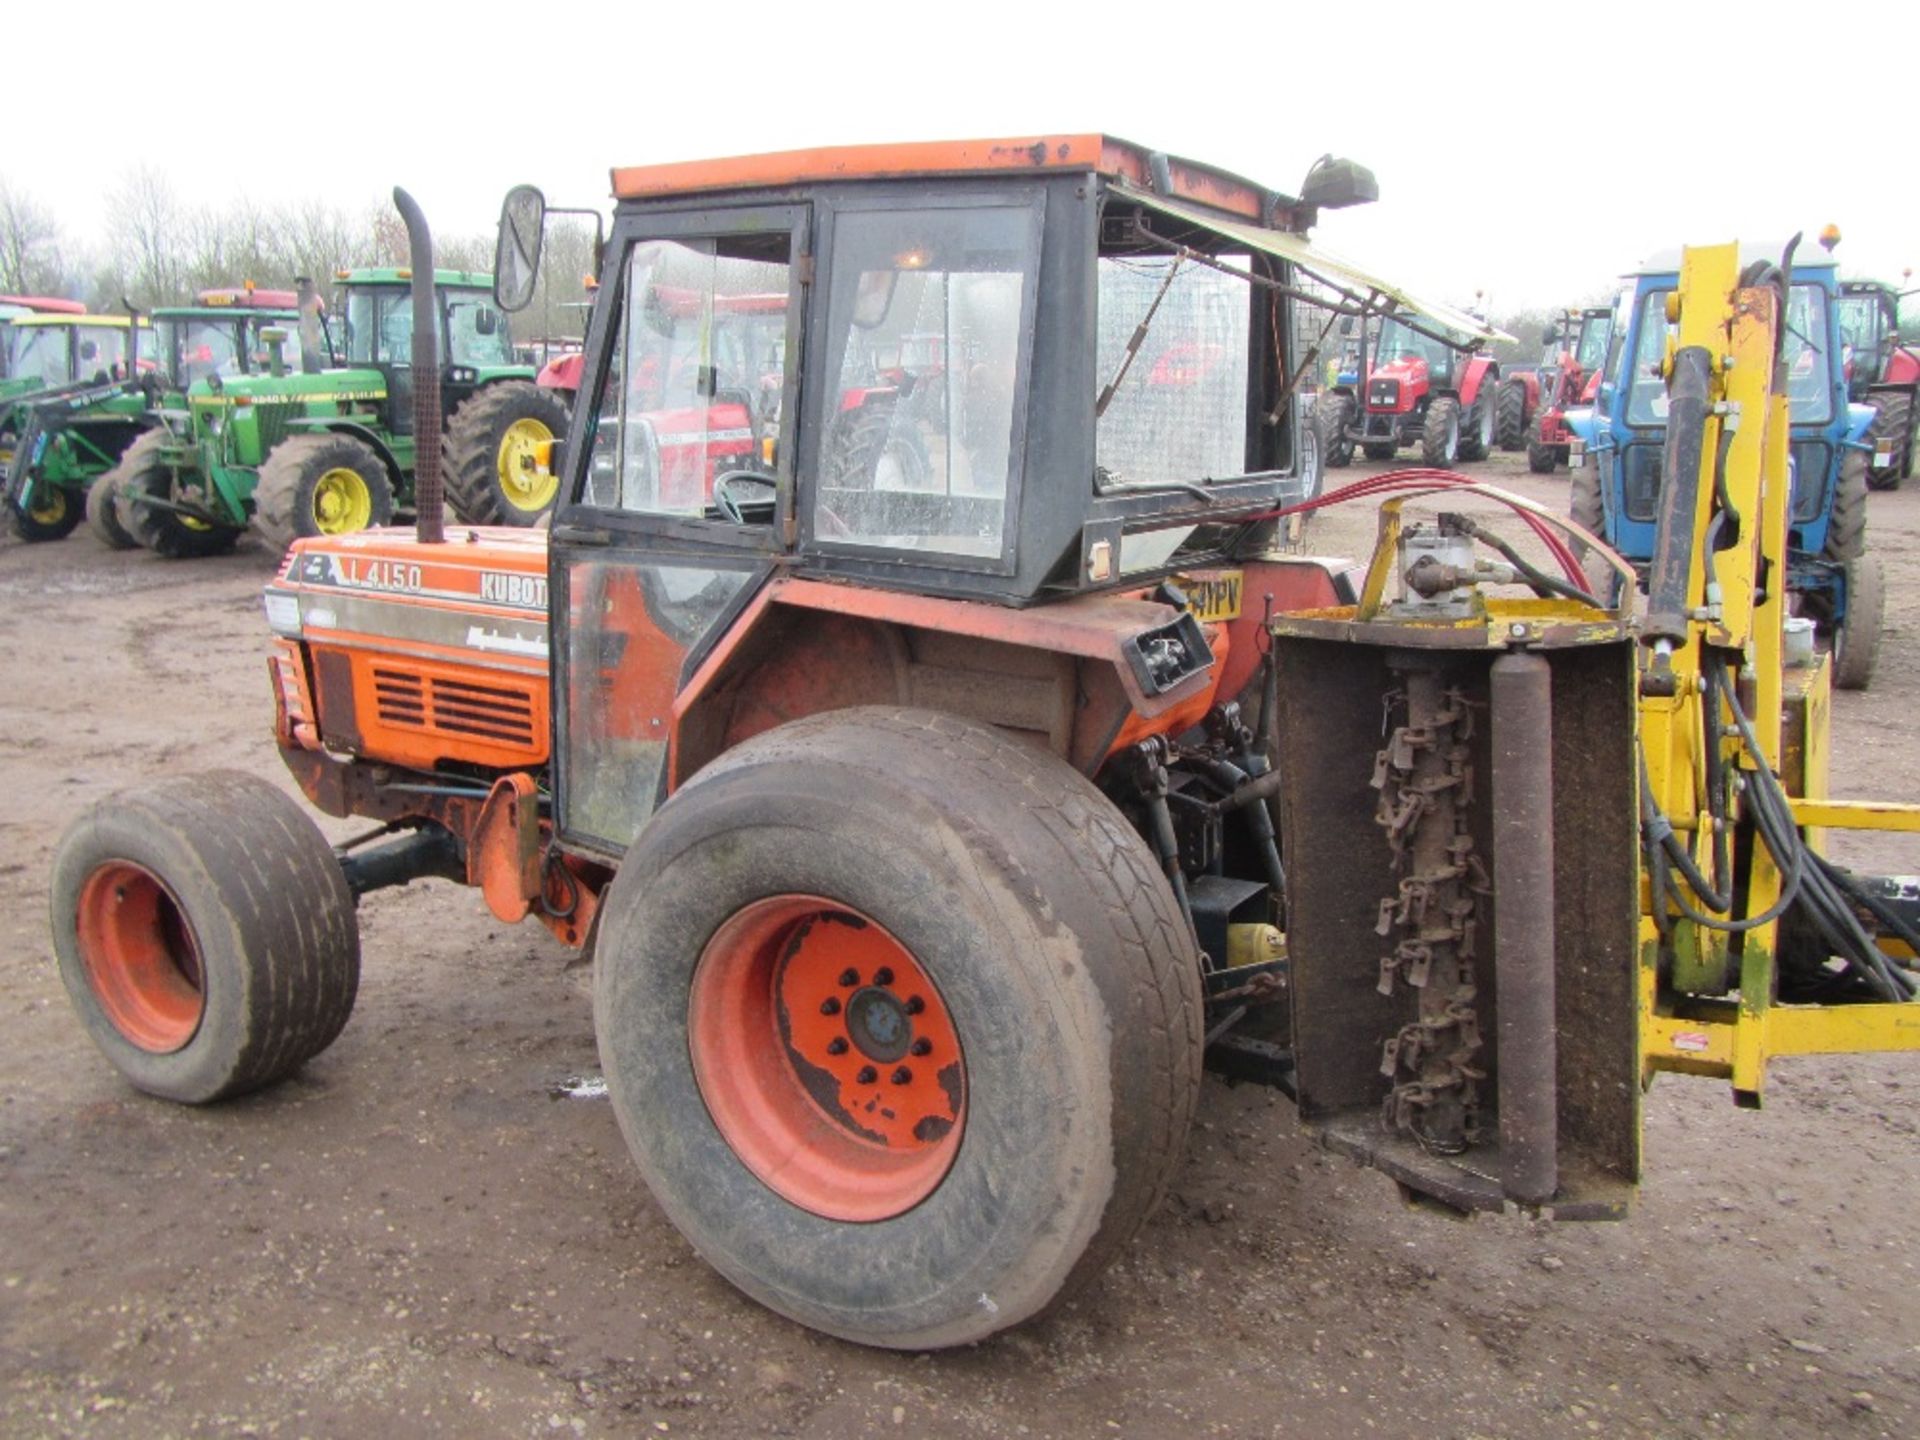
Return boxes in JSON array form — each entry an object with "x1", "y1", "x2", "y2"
[{"x1": 0, "y1": 179, "x2": 68, "y2": 295}]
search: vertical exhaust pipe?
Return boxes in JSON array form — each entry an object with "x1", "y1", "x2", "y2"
[
  {"x1": 392, "y1": 187, "x2": 444, "y2": 545},
  {"x1": 294, "y1": 276, "x2": 324, "y2": 375},
  {"x1": 1490, "y1": 650, "x2": 1558, "y2": 1206}
]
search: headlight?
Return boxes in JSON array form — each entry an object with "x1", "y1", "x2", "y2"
[{"x1": 263, "y1": 589, "x2": 302, "y2": 637}]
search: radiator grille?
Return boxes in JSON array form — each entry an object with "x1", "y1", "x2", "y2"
[{"x1": 372, "y1": 666, "x2": 536, "y2": 748}]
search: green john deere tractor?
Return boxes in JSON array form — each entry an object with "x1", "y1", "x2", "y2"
[
  {"x1": 2, "y1": 315, "x2": 158, "y2": 542},
  {"x1": 86, "y1": 288, "x2": 306, "y2": 549},
  {"x1": 114, "y1": 268, "x2": 567, "y2": 557}
]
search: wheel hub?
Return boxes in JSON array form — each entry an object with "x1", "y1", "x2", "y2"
[
  {"x1": 844, "y1": 985, "x2": 911, "y2": 1063},
  {"x1": 74, "y1": 861, "x2": 204, "y2": 1053},
  {"x1": 497, "y1": 418, "x2": 557, "y2": 510}
]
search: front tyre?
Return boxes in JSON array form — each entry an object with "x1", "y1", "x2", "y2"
[
  {"x1": 1313, "y1": 390, "x2": 1355, "y2": 468},
  {"x1": 1457, "y1": 376, "x2": 1496, "y2": 462},
  {"x1": 1421, "y1": 395, "x2": 1462, "y2": 466},
  {"x1": 593, "y1": 708, "x2": 1203, "y2": 1349},
  {"x1": 1832, "y1": 553, "x2": 1883, "y2": 691},
  {"x1": 50, "y1": 771, "x2": 360, "y2": 1103},
  {"x1": 444, "y1": 381, "x2": 571, "y2": 525}
]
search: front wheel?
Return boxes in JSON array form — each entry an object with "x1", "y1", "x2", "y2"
[
  {"x1": 1421, "y1": 396, "x2": 1462, "y2": 466},
  {"x1": 8, "y1": 483, "x2": 83, "y2": 542},
  {"x1": 1832, "y1": 553, "x2": 1883, "y2": 691},
  {"x1": 1312, "y1": 390, "x2": 1355, "y2": 469},
  {"x1": 50, "y1": 771, "x2": 360, "y2": 1103},
  {"x1": 593, "y1": 708, "x2": 1203, "y2": 1349},
  {"x1": 117, "y1": 430, "x2": 241, "y2": 559},
  {"x1": 1457, "y1": 376, "x2": 1496, "y2": 462},
  {"x1": 1495, "y1": 378, "x2": 1528, "y2": 451}
]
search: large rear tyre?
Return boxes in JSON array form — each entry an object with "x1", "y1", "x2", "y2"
[
  {"x1": 50, "y1": 771, "x2": 360, "y2": 1104},
  {"x1": 1313, "y1": 390, "x2": 1355, "y2": 468},
  {"x1": 1865, "y1": 390, "x2": 1913, "y2": 491},
  {"x1": 443, "y1": 381, "x2": 571, "y2": 525},
  {"x1": 118, "y1": 430, "x2": 241, "y2": 559},
  {"x1": 1495, "y1": 377, "x2": 1528, "y2": 451},
  {"x1": 1420, "y1": 396, "x2": 1462, "y2": 466},
  {"x1": 1457, "y1": 375, "x2": 1496, "y2": 462},
  {"x1": 1824, "y1": 447, "x2": 1869, "y2": 562},
  {"x1": 1832, "y1": 553, "x2": 1883, "y2": 692},
  {"x1": 253, "y1": 433, "x2": 394, "y2": 551},
  {"x1": 593, "y1": 707, "x2": 1203, "y2": 1350}
]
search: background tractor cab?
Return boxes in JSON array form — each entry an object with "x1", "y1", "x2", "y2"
[
  {"x1": 1507, "y1": 305, "x2": 1613, "y2": 473},
  {"x1": 1315, "y1": 308, "x2": 1505, "y2": 468},
  {"x1": 1, "y1": 313, "x2": 154, "y2": 402},
  {"x1": 150, "y1": 287, "x2": 305, "y2": 390},
  {"x1": 335, "y1": 267, "x2": 522, "y2": 438},
  {"x1": 1567, "y1": 241, "x2": 1882, "y2": 686},
  {"x1": 1835, "y1": 277, "x2": 1919, "y2": 489},
  {"x1": 0, "y1": 294, "x2": 88, "y2": 384}
]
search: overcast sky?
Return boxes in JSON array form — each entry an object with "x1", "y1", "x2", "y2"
[{"x1": 11, "y1": 1, "x2": 1917, "y2": 311}]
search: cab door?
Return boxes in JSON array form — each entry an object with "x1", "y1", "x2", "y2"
[{"x1": 549, "y1": 205, "x2": 807, "y2": 858}]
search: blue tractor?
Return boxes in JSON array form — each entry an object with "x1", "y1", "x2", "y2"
[{"x1": 1567, "y1": 242, "x2": 1882, "y2": 688}]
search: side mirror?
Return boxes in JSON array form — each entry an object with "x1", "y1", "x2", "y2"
[
  {"x1": 1541, "y1": 326, "x2": 1559, "y2": 347},
  {"x1": 1299, "y1": 155, "x2": 1380, "y2": 212},
  {"x1": 494, "y1": 184, "x2": 546, "y2": 313},
  {"x1": 475, "y1": 307, "x2": 499, "y2": 337}
]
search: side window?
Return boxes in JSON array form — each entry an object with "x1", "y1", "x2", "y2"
[
  {"x1": 816, "y1": 202, "x2": 1036, "y2": 560},
  {"x1": 582, "y1": 232, "x2": 792, "y2": 518},
  {"x1": 448, "y1": 295, "x2": 512, "y2": 367},
  {"x1": 1623, "y1": 290, "x2": 1672, "y2": 426},
  {"x1": 378, "y1": 292, "x2": 413, "y2": 365}
]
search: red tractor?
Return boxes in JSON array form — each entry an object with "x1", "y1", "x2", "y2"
[
  {"x1": 1837, "y1": 278, "x2": 1919, "y2": 490},
  {"x1": 1512, "y1": 305, "x2": 1613, "y2": 474},
  {"x1": 1315, "y1": 314, "x2": 1501, "y2": 467}
]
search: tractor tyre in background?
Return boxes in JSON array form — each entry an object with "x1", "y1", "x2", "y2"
[
  {"x1": 1832, "y1": 553, "x2": 1884, "y2": 691},
  {"x1": 85, "y1": 474, "x2": 138, "y2": 550},
  {"x1": 828, "y1": 399, "x2": 932, "y2": 492},
  {"x1": 1457, "y1": 375, "x2": 1496, "y2": 462},
  {"x1": 444, "y1": 381, "x2": 571, "y2": 525},
  {"x1": 1569, "y1": 461, "x2": 1616, "y2": 603},
  {"x1": 253, "y1": 433, "x2": 395, "y2": 551},
  {"x1": 1495, "y1": 377, "x2": 1528, "y2": 451},
  {"x1": 1823, "y1": 448, "x2": 1869, "y2": 562},
  {"x1": 50, "y1": 771, "x2": 361, "y2": 1104},
  {"x1": 1527, "y1": 429, "x2": 1560, "y2": 474},
  {"x1": 8, "y1": 484, "x2": 83, "y2": 542},
  {"x1": 120, "y1": 432, "x2": 242, "y2": 559},
  {"x1": 1420, "y1": 396, "x2": 1462, "y2": 466},
  {"x1": 1313, "y1": 390, "x2": 1355, "y2": 468},
  {"x1": 592, "y1": 707, "x2": 1203, "y2": 1350},
  {"x1": 1865, "y1": 391, "x2": 1913, "y2": 491}
]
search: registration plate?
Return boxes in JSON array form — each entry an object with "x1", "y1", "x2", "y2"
[{"x1": 1183, "y1": 571, "x2": 1243, "y2": 623}]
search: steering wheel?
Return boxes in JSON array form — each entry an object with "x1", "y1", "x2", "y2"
[{"x1": 711, "y1": 469, "x2": 776, "y2": 525}]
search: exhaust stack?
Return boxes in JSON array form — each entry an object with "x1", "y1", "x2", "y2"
[{"x1": 392, "y1": 187, "x2": 444, "y2": 545}]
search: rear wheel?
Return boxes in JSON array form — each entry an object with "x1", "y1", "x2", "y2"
[
  {"x1": 1421, "y1": 396, "x2": 1462, "y2": 466},
  {"x1": 1569, "y1": 461, "x2": 1616, "y2": 602},
  {"x1": 253, "y1": 433, "x2": 394, "y2": 551},
  {"x1": 118, "y1": 431, "x2": 241, "y2": 559},
  {"x1": 1832, "y1": 553, "x2": 1883, "y2": 691},
  {"x1": 593, "y1": 707, "x2": 1203, "y2": 1349},
  {"x1": 1495, "y1": 378, "x2": 1528, "y2": 451},
  {"x1": 1824, "y1": 447, "x2": 1869, "y2": 562},
  {"x1": 1457, "y1": 375, "x2": 1496, "y2": 462},
  {"x1": 50, "y1": 771, "x2": 360, "y2": 1103},
  {"x1": 1865, "y1": 391, "x2": 1913, "y2": 491},
  {"x1": 444, "y1": 381, "x2": 571, "y2": 525},
  {"x1": 1313, "y1": 390, "x2": 1355, "y2": 468}
]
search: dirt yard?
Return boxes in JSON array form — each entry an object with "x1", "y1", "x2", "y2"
[{"x1": 2, "y1": 452, "x2": 1917, "y2": 1439}]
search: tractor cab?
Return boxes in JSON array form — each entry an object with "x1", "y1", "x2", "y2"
[
  {"x1": 1836, "y1": 279, "x2": 1902, "y2": 400},
  {"x1": 150, "y1": 288, "x2": 305, "y2": 391},
  {"x1": 1572, "y1": 243, "x2": 1882, "y2": 684},
  {"x1": 1, "y1": 314, "x2": 155, "y2": 403},
  {"x1": 336, "y1": 268, "x2": 521, "y2": 434},
  {"x1": 0, "y1": 295, "x2": 87, "y2": 383}
]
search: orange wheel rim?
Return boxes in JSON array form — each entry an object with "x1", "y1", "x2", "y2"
[
  {"x1": 689, "y1": 895, "x2": 966, "y2": 1221},
  {"x1": 74, "y1": 861, "x2": 204, "y2": 1053}
]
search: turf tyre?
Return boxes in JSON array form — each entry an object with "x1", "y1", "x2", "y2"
[
  {"x1": 50, "y1": 771, "x2": 360, "y2": 1104},
  {"x1": 593, "y1": 707, "x2": 1204, "y2": 1350}
]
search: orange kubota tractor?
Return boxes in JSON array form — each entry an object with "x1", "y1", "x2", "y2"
[{"x1": 59, "y1": 141, "x2": 1913, "y2": 1353}]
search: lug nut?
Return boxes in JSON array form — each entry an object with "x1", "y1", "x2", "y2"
[
  {"x1": 874, "y1": 967, "x2": 895, "y2": 987},
  {"x1": 910, "y1": 1037, "x2": 932, "y2": 1057},
  {"x1": 838, "y1": 968, "x2": 860, "y2": 987},
  {"x1": 827, "y1": 1037, "x2": 849, "y2": 1056},
  {"x1": 904, "y1": 996, "x2": 925, "y2": 1015},
  {"x1": 856, "y1": 1066, "x2": 878, "y2": 1085},
  {"x1": 891, "y1": 1066, "x2": 913, "y2": 1085},
  {"x1": 820, "y1": 997, "x2": 841, "y2": 1016}
]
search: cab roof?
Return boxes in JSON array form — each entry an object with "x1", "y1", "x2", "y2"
[
  {"x1": 152, "y1": 305, "x2": 301, "y2": 320},
  {"x1": 336, "y1": 266, "x2": 493, "y2": 289},
  {"x1": 1628, "y1": 242, "x2": 1838, "y2": 278},
  {"x1": 612, "y1": 134, "x2": 1296, "y2": 225},
  {"x1": 0, "y1": 294, "x2": 86, "y2": 315}
]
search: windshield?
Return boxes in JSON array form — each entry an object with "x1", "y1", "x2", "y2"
[
  {"x1": 1836, "y1": 292, "x2": 1885, "y2": 361},
  {"x1": 171, "y1": 318, "x2": 243, "y2": 385},
  {"x1": 1096, "y1": 255, "x2": 1250, "y2": 489},
  {"x1": 1574, "y1": 314, "x2": 1612, "y2": 372},
  {"x1": 447, "y1": 293, "x2": 512, "y2": 366},
  {"x1": 1374, "y1": 318, "x2": 1455, "y2": 373},
  {"x1": 1626, "y1": 281, "x2": 1832, "y2": 426},
  {"x1": 11, "y1": 326, "x2": 72, "y2": 386}
]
